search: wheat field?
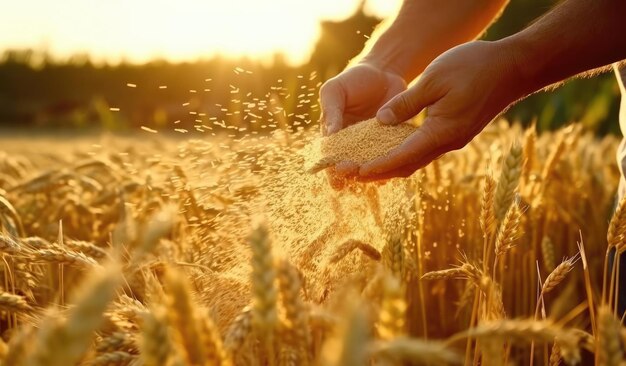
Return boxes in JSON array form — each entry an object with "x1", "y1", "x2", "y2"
[{"x1": 0, "y1": 117, "x2": 623, "y2": 365}]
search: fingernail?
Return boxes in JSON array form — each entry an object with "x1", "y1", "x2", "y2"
[
  {"x1": 327, "y1": 121, "x2": 340, "y2": 135},
  {"x1": 377, "y1": 108, "x2": 396, "y2": 125},
  {"x1": 358, "y1": 164, "x2": 372, "y2": 177}
]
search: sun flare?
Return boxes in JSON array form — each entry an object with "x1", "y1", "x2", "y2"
[{"x1": 0, "y1": 0, "x2": 399, "y2": 65}]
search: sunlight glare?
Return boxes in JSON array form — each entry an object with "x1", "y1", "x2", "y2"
[{"x1": 0, "y1": 0, "x2": 400, "y2": 65}]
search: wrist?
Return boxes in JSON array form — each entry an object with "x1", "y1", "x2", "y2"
[{"x1": 493, "y1": 37, "x2": 540, "y2": 101}]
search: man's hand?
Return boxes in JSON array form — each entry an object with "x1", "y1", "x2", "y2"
[
  {"x1": 355, "y1": 41, "x2": 524, "y2": 180},
  {"x1": 319, "y1": 63, "x2": 406, "y2": 136}
]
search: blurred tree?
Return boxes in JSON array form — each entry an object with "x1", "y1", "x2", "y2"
[{"x1": 0, "y1": 0, "x2": 621, "y2": 134}]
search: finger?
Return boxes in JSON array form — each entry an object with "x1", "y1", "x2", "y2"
[
  {"x1": 376, "y1": 76, "x2": 440, "y2": 125},
  {"x1": 359, "y1": 119, "x2": 448, "y2": 177},
  {"x1": 356, "y1": 151, "x2": 444, "y2": 182},
  {"x1": 334, "y1": 161, "x2": 359, "y2": 176},
  {"x1": 319, "y1": 81, "x2": 346, "y2": 136}
]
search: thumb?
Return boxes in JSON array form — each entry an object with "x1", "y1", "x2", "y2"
[
  {"x1": 319, "y1": 81, "x2": 345, "y2": 135},
  {"x1": 376, "y1": 76, "x2": 439, "y2": 125}
]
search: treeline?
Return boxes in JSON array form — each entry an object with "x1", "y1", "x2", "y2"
[{"x1": 0, "y1": 1, "x2": 622, "y2": 134}]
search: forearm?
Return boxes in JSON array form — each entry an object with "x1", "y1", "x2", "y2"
[
  {"x1": 359, "y1": 0, "x2": 509, "y2": 81},
  {"x1": 500, "y1": 0, "x2": 626, "y2": 98}
]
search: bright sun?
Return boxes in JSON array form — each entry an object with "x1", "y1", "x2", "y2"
[{"x1": 0, "y1": 0, "x2": 399, "y2": 65}]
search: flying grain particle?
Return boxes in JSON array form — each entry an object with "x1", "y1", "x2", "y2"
[
  {"x1": 189, "y1": 89, "x2": 197, "y2": 93},
  {"x1": 159, "y1": 85, "x2": 167, "y2": 89},
  {"x1": 141, "y1": 126, "x2": 158, "y2": 133},
  {"x1": 126, "y1": 83, "x2": 137, "y2": 88},
  {"x1": 205, "y1": 78, "x2": 212, "y2": 82},
  {"x1": 109, "y1": 107, "x2": 120, "y2": 112},
  {"x1": 183, "y1": 102, "x2": 190, "y2": 107}
]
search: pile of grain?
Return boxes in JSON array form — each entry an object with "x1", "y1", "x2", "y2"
[{"x1": 309, "y1": 118, "x2": 417, "y2": 173}]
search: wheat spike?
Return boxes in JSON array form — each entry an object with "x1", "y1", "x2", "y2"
[
  {"x1": 4, "y1": 325, "x2": 34, "y2": 366},
  {"x1": 541, "y1": 132, "x2": 566, "y2": 181},
  {"x1": 140, "y1": 308, "x2": 173, "y2": 366},
  {"x1": 456, "y1": 319, "x2": 580, "y2": 365},
  {"x1": 608, "y1": 197, "x2": 626, "y2": 249},
  {"x1": 26, "y1": 264, "x2": 121, "y2": 366},
  {"x1": 0, "y1": 234, "x2": 22, "y2": 254},
  {"x1": 225, "y1": 305, "x2": 253, "y2": 352},
  {"x1": 249, "y1": 224, "x2": 278, "y2": 338},
  {"x1": 522, "y1": 126, "x2": 536, "y2": 180},
  {"x1": 382, "y1": 235, "x2": 405, "y2": 279},
  {"x1": 378, "y1": 273, "x2": 406, "y2": 340},
  {"x1": 597, "y1": 306, "x2": 623, "y2": 366},
  {"x1": 0, "y1": 292, "x2": 32, "y2": 313},
  {"x1": 494, "y1": 203, "x2": 523, "y2": 257},
  {"x1": 541, "y1": 236, "x2": 556, "y2": 272},
  {"x1": 95, "y1": 331, "x2": 136, "y2": 353},
  {"x1": 199, "y1": 309, "x2": 232, "y2": 366},
  {"x1": 318, "y1": 291, "x2": 369, "y2": 366},
  {"x1": 277, "y1": 259, "x2": 310, "y2": 366},
  {"x1": 480, "y1": 175, "x2": 497, "y2": 236},
  {"x1": 88, "y1": 351, "x2": 135, "y2": 365},
  {"x1": 162, "y1": 266, "x2": 209, "y2": 365},
  {"x1": 421, "y1": 266, "x2": 467, "y2": 281},
  {"x1": 541, "y1": 255, "x2": 579, "y2": 295},
  {"x1": 494, "y1": 143, "x2": 522, "y2": 221},
  {"x1": 369, "y1": 337, "x2": 462, "y2": 365},
  {"x1": 549, "y1": 341, "x2": 561, "y2": 366}
]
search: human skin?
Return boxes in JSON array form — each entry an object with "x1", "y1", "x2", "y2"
[
  {"x1": 319, "y1": 0, "x2": 509, "y2": 136},
  {"x1": 321, "y1": 0, "x2": 626, "y2": 181}
]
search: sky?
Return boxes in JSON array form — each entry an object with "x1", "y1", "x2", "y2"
[{"x1": 0, "y1": 0, "x2": 400, "y2": 65}]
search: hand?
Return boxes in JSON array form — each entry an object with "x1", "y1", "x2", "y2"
[
  {"x1": 354, "y1": 40, "x2": 526, "y2": 180},
  {"x1": 319, "y1": 63, "x2": 406, "y2": 136}
]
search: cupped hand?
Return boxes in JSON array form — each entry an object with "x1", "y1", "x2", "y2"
[
  {"x1": 355, "y1": 40, "x2": 526, "y2": 180},
  {"x1": 319, "y1": 63, "x2": 406, "y2": 136}
]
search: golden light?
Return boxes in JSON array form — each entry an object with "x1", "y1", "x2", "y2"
[{"x1": 0, "y1": 0, "x2": 400, "y2": 65}]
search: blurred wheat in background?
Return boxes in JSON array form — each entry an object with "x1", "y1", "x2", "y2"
[{"x1": 0, "y1": 114, "x2": 622, "y2": 365}]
